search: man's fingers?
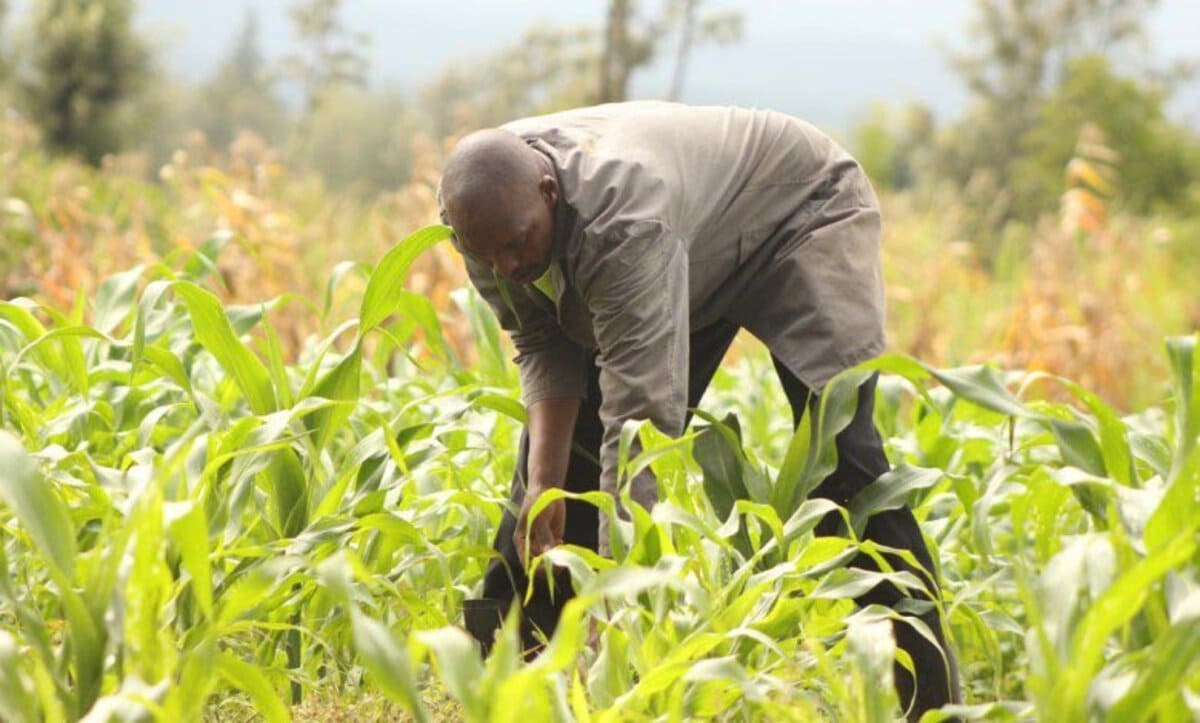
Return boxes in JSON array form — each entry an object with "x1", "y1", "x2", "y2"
[{"x1": 532, "y1": 516, "x2": 556, "y2": 553}]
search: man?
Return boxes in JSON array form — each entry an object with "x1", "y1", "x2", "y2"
[{"x1": 438, "y1": 101, "x2": 960, "y2": 719}]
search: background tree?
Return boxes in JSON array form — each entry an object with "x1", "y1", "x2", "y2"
[
  {"x1": 597, "y1": 0, "x2": 741, "y2": 104},
  {"x1": 19, "y1": 0, "x2": 154, "y2": 164},
  {"x1": 293, "y1": 86, "x2": 417, "y2": 193},
  {"x1": 665, "y1": 0, "x2": 742, "y2": 101},
  {"x1": 194, "y1": 10, "x2": 286, "y2": 151},
  {"x1": 283, "y1": 0, "x2": 369, "y2": 118},
  {"x1": 851, "y1": 102, "x2": 936, "y2": 192},
  {"x1": 1013, "y1": 55, "x2": 1198, "y2": 215},
  {"x1": 0, "y1": 0, "x2": 10, "y2": 90},
  {"x1": 419, "y1": 25, "x2": 599, "y2": 141},
  {"x1": 934, "y1": 0, "x2": 1162, "y2": 220},
  {"x1": 421, "y1": 0, "x2": 744, "y2": 141}
]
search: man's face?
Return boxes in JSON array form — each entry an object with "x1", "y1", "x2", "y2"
[{"x1": 450, "y1": 176, "x2": 558, "y2": 285}]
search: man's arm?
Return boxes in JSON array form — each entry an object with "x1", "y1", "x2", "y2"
[
  {"x1": 580, "y1": 224, "x2": 689, "y2": 557},
  {"x1": 513, "y1": 396, "x2": 581, "y2": 563},
  {"x1": 447, "y1": 237, "x2": 588, "y2": 563}
]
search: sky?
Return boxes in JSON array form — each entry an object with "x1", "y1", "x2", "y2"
[{"x1": 132, "y1": 0, "x2": 1200, "y2": 135}]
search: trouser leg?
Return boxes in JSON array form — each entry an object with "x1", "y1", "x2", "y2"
[
  {"x1": 772, "y1": 360, "x2": 961, "y2": 721},
  {"x1": 477, "y1": 320, "x2": 741, "y2": 656}
]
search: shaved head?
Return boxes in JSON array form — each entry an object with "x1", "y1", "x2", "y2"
[
  {"x1": 439, "y1": 129, "x2": 560, "y2": 284},
  {"x1": 440, "y1": 129, "x2": 544, "y2": 218}
]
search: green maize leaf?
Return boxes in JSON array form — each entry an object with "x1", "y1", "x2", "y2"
[
  {"x1": 732, "y1": 499, "x2": 785, "y2": 557},
  {"x1": 37, "y1": 303, "x2": 90, "y2": 396},
  {"x1": 0, "y1": 432, "x2": 76, "y2": 578},
  {"x1": 1061, "y1": 379, "x2": 1137, "y2": 486},
  {"x1": 1049, "y1": 419, "x2": 1108, "y2": 477},
  {"x1": 774, "y1": 404, "x2": 813, "y2": 518},
  {"x1": 227, "y1": 302, "x2": 269, "y2": 337},
  {"x1": 1166, "y1": 335, "x2": 1199, "y2": 482},
  {"x1": 1060, "y1": 530, "x2": 1198, "y2": 718},
  {"x1": 1106, "y1": 616, "x2": 1200, "y2": 722},
  {"x1": 359, "y1": 224, "x2": 452, "y2": 335},
  {"x1": 172, "y1": 281, "x2": 276, "y2": 415},
  {"x1": 305, "y1": 345, "x2": 361, "y2": 451},
  {"x1": 693, "y1": 413, "x2": 749, "y2": 520},
  {"x1": 412, "y1": 627, "x2": 485, "y2": 716},
  {"x1": 182, "y1": 230, "x2": 233, "y2": 282},
  {"x1": 846, "y1": 618, "x2": 897, "y2": 723},
  {"x1": 1145, "y1": 443, "x2": 1200, "y2": 553},
  {"x1": 93, "y1": 265, "x2": 143, "y2": 335},
  {"x1": 216, "y1": 652, "x2": 290, "y2": 723},
  {"x1": 294, "y1": 318, "x2": 358, "y2": 400},
  {"x1": 452, "y1": 286, "x2": 511, "y2": 384},
  {"x1": 139, "y1": 344, "x2": 194, "y2": 396},
  {"x1": 394, "y1": 289, "x2": 456, "y2": 364},
  {"x1": 801, "y1": 367, "x2": 876, "y2": 497},
  {"x1": 468, "y1": 391, "x2": 526, "y2": 424},
  {"x1": 166, "y1": 501, "x2": 214, "y2": 619},
  {"x1": 849, "y1": 464, "x2": 944, "y2": 532},
  {"x1": 349, "y1": 609, "x2": 428, "y2": 722},
  {"x1": 0, "y1": 299, "x2": 53, "y2": 360},
  {"x1": 926, "y1": 364, "x2": 1030, "y2": 418},
  {"x1": 323, "y1": 260, "x2": 369, "y2": 317},
  {"x1": 265, "y1": 447, "x2": 310, "y2": 538},
  {"x1": 262, "y1": 316, "x2": 294, "y2": 409},
  {"x1": 0, "y1": 631, "x2": 35, "y2": 722},
  {"x1": 579, "y1": 565, "x2": 683, "y2": 599}
]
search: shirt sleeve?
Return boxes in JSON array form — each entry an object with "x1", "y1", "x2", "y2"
[
  {"x1": 451, "y1": 235, "x2": 588, "y2": 406},
  {"x1": 577, "y1": 221, "x2": 689, "y2": 543}
]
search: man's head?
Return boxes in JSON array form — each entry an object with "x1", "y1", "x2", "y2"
[{"x1": 439, "y1": 129, "x2": 559, "y2": 285}]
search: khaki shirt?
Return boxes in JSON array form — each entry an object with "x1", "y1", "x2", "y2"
[{"x1": 447, "y1": 102, "x2": 885, "y2": 546}]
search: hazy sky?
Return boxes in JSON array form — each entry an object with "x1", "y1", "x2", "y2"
[{"x1": 137, "y1": 0, "x2": 1199, "y2": 134}]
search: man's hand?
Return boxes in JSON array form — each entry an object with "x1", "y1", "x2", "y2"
[
  {"x1": 517, "y1": 396, "x2": 581, "y2": 568},
  {"x1": 513, "y1": 482, "x2": 566, "y2": 568}
]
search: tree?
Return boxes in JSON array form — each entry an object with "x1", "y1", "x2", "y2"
[
  {"x1": 666, "y1": 0, "x2": 742, "y2": 101},
  {"x1": 420, "y1": 0, "x2": 743, "y2": 141},
  {"x1": 936, "y1": 0, "x2": 1160, "y2": 208},
  {"x1": 195, "y1": 10, "x2": 286, "y2": 150},
  {"x1": 19, "y1": 0, "x2": 153, "y2": 164},
  {"x1": 420, "y1": 25, "x2": 600, "y2": 141},
  {"x1": 284, "y1": 0, "x2": 369, "y2": 117},
  {"x1": 597, "y1": 0, "x2": 741, "y2": 104},
  {"x1": 851, "y1": 102, "x2": 936, "y2": 191},
  {"x1": 293, "y1": 86, "x2": 417, "y2": 193},
  {"x1": 1013, "y1": 55, "x2": 1197, "y2": 216}
]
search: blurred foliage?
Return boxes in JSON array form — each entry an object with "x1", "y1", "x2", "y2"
[
  {"x1": 0, "y1": 0, "x2": 1198, "y2": 407},
  {"x1": 597, "y1": 0, "x2": 741, "y2": 103},
  {"x1": 850, "y1": 102, "x2": 936, "y2": 192},
  {"x1": 419, "y1": 0, "x2": 741, "y2": 141},
  {"x1": 192, "y1": 10, "x2": 287, "y2": 152},
  {"x1": 284, "y1": 0, "x2": 369, "y2": 117},
  {"x1": 1014, "y1": 55, "x2": 1200, "y2": 217},
  {"x1": 17, "y1": 0, "x2": 153, "y2": 165},
  {"x1": 920, "y1": 0, "x2": 1200, "y2": 262},
  {"x1": 290, "y1": 87, "x2": 421, "y2": 194}
]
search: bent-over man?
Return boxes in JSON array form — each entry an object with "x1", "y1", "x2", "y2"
[{"x1": 437, "y1": 101, "x2": 960, "y2": 720}]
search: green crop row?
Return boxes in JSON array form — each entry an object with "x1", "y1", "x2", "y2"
[{"x1": 0, "y1": 226, "x2": 1196, "y2": 721}]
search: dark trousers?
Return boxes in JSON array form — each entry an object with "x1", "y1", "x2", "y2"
[{"x1": 479, "y1": 319, "x2": 960, "y2": 719}]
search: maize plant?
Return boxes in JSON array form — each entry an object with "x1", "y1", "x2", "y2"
[{"x1": 0, "y1": 225, "x2": 1196, "y2": 721}]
